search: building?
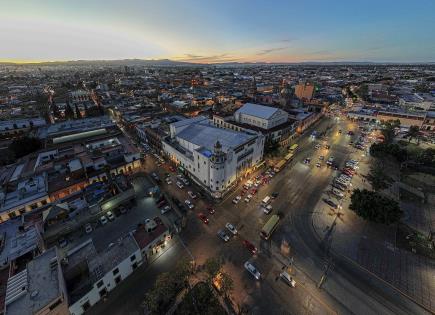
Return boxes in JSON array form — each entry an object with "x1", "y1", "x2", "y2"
[
  {"x1": 4, "y1": 247, "x2": 69, "y2": 315},
  {"x1": 294, "y1": 82, "x2": 315, "y2": 101},
  {"x1": 233, "y1": 103, "x2": 289, "y2": 130},
  {"x1": 132, "y1": 219, "x2": 171, "y2": 261},
  {"x1": 163, "y1": 116, "x2": 264, "y2": 198},
  {"x1": 0, "y1": 175, "x2": 50, "y2": 224},
  {"x1": 0, "y1": 118, "x2": 46, "y2": 140},
  {"x1": 422, "y1": 111, "x2": 435, "y2": 132},
  {"x1": 64, "y1": 236, "x2": 142, "y2": 315},
  {"x1": 376, "y1": 111, "x2": 426, "y2": 128}
]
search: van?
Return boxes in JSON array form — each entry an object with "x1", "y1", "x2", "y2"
[
  {"x1": 261, "y1": 196, "x2": 271, "y2": 206},
  {"x1": 279, "y1": 271, "x2": 296, "y2": 287}
]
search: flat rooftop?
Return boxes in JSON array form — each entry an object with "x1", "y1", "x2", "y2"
[
  {"x1": 176, "y1": 121, "x2": 257, "y2": 153},
  {"x1": 5, "y1": 247, "x2": 61, "y2": 315},
  {"x1": 235, "y1": 103, "x2": 279, "y2": 120}
]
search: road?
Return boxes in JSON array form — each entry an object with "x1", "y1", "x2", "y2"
[{"x1": 92, "y1": 116, "x2": 430, "y2": 315}]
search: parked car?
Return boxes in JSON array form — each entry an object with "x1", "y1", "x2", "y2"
[
  {"x1": 184, "y1": 199, "x2": 194, "y2": 209},
  {"x1": 161, "y1": 205, "x2": 171, "y2": 214},
  {"x1": 176, "y1": 181, "x2": 184, "y2": 189},
  {"x1": 207, "y1": 206, "x2": 215, "y2": 215},
  {"x1": 225, "y1": 223, "x2": 238, "y2": 235},
  {"x1": 157, "y1": 200, "x2": 167, "y2": 208},
  {"x1": 280, "y1": 271, "x2": 296, "y2": 287},
  {"x1": 244, "y1": 261, "x2": 261, "y2": 280},
  {"x1": 316, "y1": 162, "x2": 321, "y2": 168},
  {"x1": 99, "y1": 215, "x2": 108, "y2": 225},
  {"x1": 303, "y1": 157, "x2": 311, "y2": 164},
  {"x1": 263, "y1": 204, "x2": 273, "y2": 214},
  {"x1": 271, "y1": 192, "x2": 279, "y2": 198},
  {"x1": 197, "y1": 213, "x2": 209, "y2": 224},
  {"x1": 242, "y1": 240, "x2": 257, "y2": 255},
  {"x1": 85, "y1": 223, "x2": 93, "y2": 234},
  {"x1": 58, "y1": 237, "x2": 68, "y2": 248},
  {"x1": 323, "y1": 198, "x2": 338, "y2": 209},
  {"x1": 153, "y1": 216, "x2": 163, "y2": 225},
  {"x1": 232, "y1": 196, "x2": 241, "y2": 204},
  {"x1": 217, "y1": 230, "x2": 230, "y2": 242},
  {"x1": 188, "y1": 191, "x2": 197, "y2": 199}
]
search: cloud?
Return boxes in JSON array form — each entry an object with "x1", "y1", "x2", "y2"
[
  {"x1": 256, "y1": 46, "x2": 288, "y2": 56},
  {"x1": 175, "y1": 53, "x2": 240, "y2": 63}
]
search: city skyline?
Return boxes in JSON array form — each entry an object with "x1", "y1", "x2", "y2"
[{"x1": 1, "y1": 0, "x2": 435, "y2": 64}]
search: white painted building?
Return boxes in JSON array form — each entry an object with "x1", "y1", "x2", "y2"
[
  {"x1": 234, "y1": 103, "x2": 289, "y2": 130},
  {"x1": 163, "y1": 116, "x2": 264, "y2": 198},
  {"x1": 64, "y1": 236, "x2": 142, "y2": 315}
]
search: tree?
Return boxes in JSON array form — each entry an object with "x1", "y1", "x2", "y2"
[
  {"x1": 350, "y1": 189, "x2": 402, "y2": 225},
  {"x1": 64, "y1": 101, "x2": 75, "y2": 119},
  {"x1": 204, "y1": 257, "x2": 222, "y2": 283},
  {"x1": 74, "y1": 104, "x2": 82, "y2": 119},
  {"x1": 407, "y1": 125, "x2": 420, "y2": 144},
  {"x1": 8, "y1": 136, "x2": 43, "y2": 159},
  {"x1": 219, "y1": 272, "x2": 234, "y2": 298},
  {"x1": 366, "y1": 161, "x2": 392, "y2": 191}
]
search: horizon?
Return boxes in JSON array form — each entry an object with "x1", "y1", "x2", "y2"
[{"x1": 1, "y1": 0, "x2": 435, "y2": 63}]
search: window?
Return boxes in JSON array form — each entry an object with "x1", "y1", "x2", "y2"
[
  {"x1": 113, "y1": 268, "x2": 119, "y2": 275},
  {"x1": 49, "y1": 298, "x2": 62, "y2": 310},
  {"x1": 130, "y1": 254, "x2": 136, "y2": 262},
  {"x1": 132, "y1": 262, "x2": 138, "y2": 270},
  {"x1": 115, "y1": 276, "x2": 122, "y2": 284},
  {"x1": 82, "y1": 301, "x2": 91, "y2": 311},
  {"x1": 97, "y1": 280, "x2": 104, "y2": 288}
]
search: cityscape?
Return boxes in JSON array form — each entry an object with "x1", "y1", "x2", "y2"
[{"x1": 0, "y1": 1, "x2": 435, "y2": 315}]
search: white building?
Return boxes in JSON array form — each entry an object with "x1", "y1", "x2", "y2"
[
  {"x1": 234, "y1": 103, "x2": 289, "y2": 130},
  {"x1": 64, "y1": 236, "x2": 142, "y2": 315},
  {"x1": 163, "y1": 116, "x2": 264, "y2": 198}
]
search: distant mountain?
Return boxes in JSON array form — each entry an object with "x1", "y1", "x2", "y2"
[{"x1": 0, "y1": 59, "x2": 434, "y2": 67}]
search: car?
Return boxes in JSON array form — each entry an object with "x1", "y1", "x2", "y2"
[
  {"x1": 263, "y1": 204, "x2": 273, "y2": 214},
  {"x1": 184, "y1": 199, "x2": 194, "y2": 209},
  {"x1": 244, "y1": 197, "x2": 251, "y2": 203},
  {"x1": 182, "y1": 178, "x2": 190, "y2": 186},
  {"x1": 197, "y1": 212, "x2": 209, "y2": 224},
  {"x1": 166, "y1": 178, "x2": 172, "y2": 185},
  {"x1": 271, "y1": 192, "x2": 279, "y2": 199},
  {"x1": 341, "y1": 174, "x2": 352, "y2": 181},
  {"x1": 332, "y1": 183, "x2": 346, "y2": 191},
  {"x1": 207, "y1": 206, "x2": 215, "y2": 214},
  {"x1": 316, "y1": 162, "x2": 321, "y2": 168},
  {"x1": 153, "y1": 216, "x2": 163, "y2": 225},
  {"x1": 348, "y1": 131, "x2": 355, "y2": 136},
  {"x1": 99, "y1": 215, "x2": 108, "y2": 225},
  {"x1": 169, "y1": 166, "x2": 176, "y2": 172},
  {"x1": 315, "y1": 144, "x2": 321, "y2": 149},
  {"x1": 58, "y1": 237, "x2": 68, "y2": 248},
  {"x1": 325, "y1": 144, "x2": 331, "y2": 150},
  {"x1": 332, "y1": 189, "x2": 344, "y2": 198},
  {"x1": 119, "y1": 206, "x2": 128, "y2": 214},
  {"x1": 342, "y1": 170, "x2": 353, "y2": 177},
  {"x1": 242, "y1": 240, "x2": 257, "y2": 255},
  {"x1": 176, "y1": 181, "x2": 184, "y2": 189},
  {"x1": 225, "y1": 223, "x2": 238, "y2": 235},
  {"x1": 157, "y1": 200, "x2": 167, "y2": 208},
  {"x1": 217, "y1": 230, "x2": 230, "y2": 242},
  {"x1": 232, "y1": 196, "x2": 241, "y2": 204},
  {"x1": 106, "y1": 211, "x2": 115, "y2": 221},
  {"x1": 85, "y1": 223, "x2": 93, "y2": 234},
  {"x1": 188, "y1": 191, "x2": 197, "y2": 199},
  {"x1": 338, "y1": 129, "x2": 342, "y2": 134},
  {"x1": 303, "y1": 157, "x2": 311, "y2": 164},
  {"x1": 319, "y1": 155, "x2": 324, "y2": 161},
  {"x1": 161, "y1": 205, "x2": 171, "y2": 214},
  {"x1": 280, "y1": 271, "x2": 296, "y2": 287},
  {"x1": 244, "y1": 261, "x2": 261, "y2": 280},
  {"x1": 323, "y1": 198, "x2": 338, "y2": 209}
]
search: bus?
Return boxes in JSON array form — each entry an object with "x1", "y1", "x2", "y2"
[
  {"x1": 260, "y1": 214, "x2": 280, "y2": 240},
  {"x1": 261, "y1": 196, "x2": 271, "y2": 206},
  {"x1": 284, "y1": 152, "x2": 294, "y2": 161},
  {"x1": 289, "y1": 144, "x2": 299, "y2": 152},
  {"x1": 273, "y1": 160, "x2": 286, "y2": 173}
]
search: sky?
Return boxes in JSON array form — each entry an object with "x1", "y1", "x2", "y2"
[{"x1": 1, "y1": 0, "x2": 434, "y2": 63}]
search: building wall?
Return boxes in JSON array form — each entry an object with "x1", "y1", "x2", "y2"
[
  {"x1": 377, "y1": 112, "x2": 425, "y2": 128},
  {"x1": 68, "y1": 248, "x2": 142, "y2": 315}
]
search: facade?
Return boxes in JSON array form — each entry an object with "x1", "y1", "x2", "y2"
[
  {"x1": 234, "y1": 103, "x2": 289, "y2": 130},
  {"x1": 376, "y1": 111, "x2": 425, "y2": 128},
  {"x1": 64, "y1": 237, "x2": 142, "y2": 315},
  {"x1": 163, "y1": 116, "x2": 264, "y2": 198},
  {"x1": 295, "y1": 83, "x2": 315, "y2": 101},
  {"x1": 4, "y1": 247, "x2": 69, "y2": 315}
]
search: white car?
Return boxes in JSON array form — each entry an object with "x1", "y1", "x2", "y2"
[
  {"x1": 332, "y1": 188, "x2": 344, "y2": 198},
  {"x1": 106, "y1": 211, "x2": 115, "y2": 221},
  {"x1": 263, "y1": 204, "x2": 273, "y2": 214},
  {"x1": 280, "y1": 271, "x2": 296, "y2": 287},
  {"x1": 244, "y1": 197, "x2": 251, "y2": 203},
  {"x1": 244, "y1": 261, "x2": 261, "y2": 280},
  {"x1": 85, "y1": 223, "x2": 93, "y2": 234},
  {"x1": 99, "y1": 215, "x2": 108, "y2": 225},
  {"x1": 225, "y1": 223, "x2": 238, "y2": 235},
  {"x1": 166, "y1": 179, "x2": 172, "y2": 185},
  {"x1": 232, "y1": 196, "x2": 241, "y2": 204},
  {"x1": 188, "y1": 191, "x2": 197, "y2": 199},
  {"x1": 176, "y1": 181, "x2": 184, "y2": 189},
  {"x1": 161, "y1": 205, "x2": 171, "y2": 214},
  {"x1": 184, "y1": 199, "x2": 194, "y2": 209},
  {"x1": 217, "y1": 230, "x2": 230, "y2": 242}
]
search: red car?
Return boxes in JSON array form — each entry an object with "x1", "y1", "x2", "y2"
[
  {"x1": 251, "y1": 188, "x2": 258, "y2": 195},
  {"x1": 197, "y1": 213, "x2": 209, "y2": 224},
  {"x1": 240, "y1": 190, "x2": 246, "y2": 196},
  {"x1": 169, "y1": 166, "x2": 176, "y2": 172},
  {"x1": 242, "y1": 240, "x2": 257, "y2": 255},
  {"x1": 153, "y1": 217, "x2": 163, "y2": 225},
  {"x1": 157, "y1": 200, "x2": 167, "y2": 208},
  {"x1": 207, "y1": 206, "x2": 215, "y2": 215}
]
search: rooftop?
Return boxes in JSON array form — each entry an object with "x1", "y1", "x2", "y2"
[
  {"x1": 132, "y1": 222, "x2": 168, "y2": 250},
  {"x1": 235, "y1": 103, "x2": 279, "y2": 120},
  {"x1": 5, "y1": 247, "x2": 61, "y2": 315},
  {"x1": 176, "y1": 121, "x2": 256, "y2": 153}
]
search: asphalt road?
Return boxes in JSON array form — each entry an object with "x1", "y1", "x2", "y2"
[{"x1": 92, "y1": 116, "x2": 430, "y2": 315}]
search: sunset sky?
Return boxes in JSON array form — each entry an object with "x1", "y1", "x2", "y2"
[{"x1": 1, "y1": 0, "x2": 434, "y2": 63}]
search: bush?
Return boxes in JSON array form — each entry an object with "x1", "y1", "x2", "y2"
[{"x1": 8, "y1": 136, "x2": 42, "y2": 159}]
